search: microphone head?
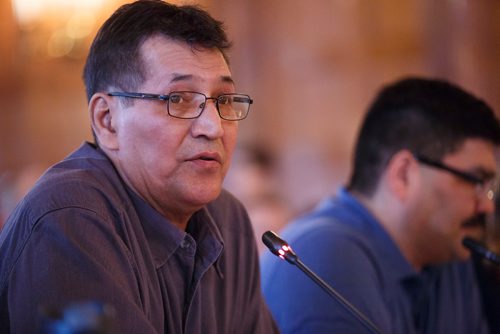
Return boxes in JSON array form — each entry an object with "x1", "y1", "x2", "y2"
[
  {"x1": 462, "y1": 237, "x2": 500, "y2": 266},
  {"x1": 462, "y1": 237, "x2": 478, "y2": 251},
  {"x1": 262, "y1": 231, "x2": 298, "y2": 264}
]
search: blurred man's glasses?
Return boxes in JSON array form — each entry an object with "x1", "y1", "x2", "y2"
[
  {"x1": 415, "y1": 154, "x2": 498, "y2": 201},
  {"x1": 107, "y1": 91, "x2": 252, "y2": 121}
]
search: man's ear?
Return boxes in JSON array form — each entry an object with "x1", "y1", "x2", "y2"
[
  {"x1": 386, "y1": 150, "x2": 418, "y2": 201},
  {"x1": 89, "y1": 93, "x2": 118, "y2": 150}
]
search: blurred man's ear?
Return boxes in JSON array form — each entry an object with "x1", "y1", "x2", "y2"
[
  {"x1": 88, "y1": 93, "x2": 118, "y2": 151},
  {"x1": 385, "y1": 150, "x2": 418, "y2": 201}
]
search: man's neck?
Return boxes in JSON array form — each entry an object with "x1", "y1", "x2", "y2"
[{"x1": 350, "y1": 189, "x2": 425, "y2": 271}]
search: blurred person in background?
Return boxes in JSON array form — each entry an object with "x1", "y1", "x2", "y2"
[
  {"x1": 224, "y1": 144, "x2": 290, "y2": 253},
  {"x1": 261, "y1": 77, "x2": 500, "y2": 333},
  {"x1": 0, "y1": 1, "x2": 278, "y2": 333}
]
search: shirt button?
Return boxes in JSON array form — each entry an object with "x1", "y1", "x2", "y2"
[{"x1": 180, "y1": 238, "x2": 190, "y2": 249}]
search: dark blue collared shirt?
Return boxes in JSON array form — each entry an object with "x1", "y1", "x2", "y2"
[
  {"x1": 261, "y1": 187, "x2": 489, "y2": 334},
  {"x1": 0, "y1": 142, "x2": 278, "y2": 334}
]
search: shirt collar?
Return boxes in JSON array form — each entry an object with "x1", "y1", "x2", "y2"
[
  {"x1": 127, "y1": 187, "x2": 184, "y2": 267},
  {"x1": 126, "y1": 187, "x2": 224, "y2": 275},
  {"x1": 188, "y1": 208, "x2": 225, "y2": 277}
]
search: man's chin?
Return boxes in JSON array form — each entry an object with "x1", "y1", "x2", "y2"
[
  {"x1": 455, "y1": 246, "x2": 473, "y2": 262},
  {"x1": 186, "y1": 186, "x2": 222, "y2": 207}
]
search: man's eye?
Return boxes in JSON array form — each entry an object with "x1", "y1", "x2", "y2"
[
  {"x1": 218, "y1": 96, "x2": 230, "y2": 104},
  {"x1": 169, "y1": 95, "x2": 182, "y2": 104}
]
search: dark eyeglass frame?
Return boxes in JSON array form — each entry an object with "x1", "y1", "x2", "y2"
[
  {"x1": 107, "y1": 91, "x2": 253, "y2": 121},
  {"x1": 414, "y1": 154, "x2": 483, "y2": 185},
  {"x1": 414, "y1": 154, "x2": 498, "y2": 200}
]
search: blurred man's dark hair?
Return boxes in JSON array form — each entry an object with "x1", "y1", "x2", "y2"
[{"x1": 348, "y1": 77, "x2": 500, "y2": 196}]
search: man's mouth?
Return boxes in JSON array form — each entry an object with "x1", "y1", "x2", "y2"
[
  {"x1": 461, "y1": 214, "x2": 487, "y2": 229},
  {"x1": 189, "y1": 152, "x2": 222, "y2": 164}
]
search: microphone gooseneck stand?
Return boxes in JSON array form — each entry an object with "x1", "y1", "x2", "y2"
[{"x1": 262, "y1": 230, "x2": 383, "y2": 334}]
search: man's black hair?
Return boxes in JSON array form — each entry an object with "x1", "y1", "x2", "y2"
[
  {"x1": 348, "y1": 77, "x2": 500, "y2": 196},
  {"x1": 83, "y1": 0, "x2": 231, "y2": 102}
]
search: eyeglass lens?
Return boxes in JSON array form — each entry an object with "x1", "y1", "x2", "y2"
[
  {"x1": 481, "y1": 179, "x2": 499, "y2": 200},
  {"x1": 168, "y1": 92, "x2": 250, "y2": 120}
]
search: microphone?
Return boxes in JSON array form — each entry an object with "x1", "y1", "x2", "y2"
[
  {"x1": 463, "y1": 237, "x2": 500, "y2": 266},
  {"x1": 262, "y1": 231, "x2": 383, "y2": 334}
]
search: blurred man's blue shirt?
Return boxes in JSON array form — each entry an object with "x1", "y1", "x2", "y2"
[{"x1": 261, "y1": 187, "x2": 489, "y2": 334}]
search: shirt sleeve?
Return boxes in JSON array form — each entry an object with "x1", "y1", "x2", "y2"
[{"x1": 6, "y1": 207, "x2": 159, "y2": 334}]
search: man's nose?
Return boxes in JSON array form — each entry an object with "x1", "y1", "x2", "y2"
[
  {"x1": 191, "y1": 99, "x2": 224, "y2": 139},
  {"x1": 477, "y1": 190, "x2": 495, "y2": 214}
]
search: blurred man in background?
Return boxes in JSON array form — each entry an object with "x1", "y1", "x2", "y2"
[{"x1": 261, "y1": 77, "x2": 500, "y2": 333}]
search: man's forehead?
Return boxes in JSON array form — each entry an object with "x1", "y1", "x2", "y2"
[
  {"x1": 138, "y1": 36, "x2": 232, "y2": 86},
  {"x1": 135, "y1": 37, "x2": 234, "y2": 89}
]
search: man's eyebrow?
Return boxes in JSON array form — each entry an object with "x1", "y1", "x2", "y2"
[
  {"x1": 169, "y1": 73, "x2": 235, "y2": 84},
  {"x1": 221, "y1": 75, "x2": 234, "y2": 84},
  {"x1": 170, "y1": 73, "x2": 193, "y2": 83}
]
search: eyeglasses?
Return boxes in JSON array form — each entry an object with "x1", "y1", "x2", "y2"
[
  {"x1": 415, "y1": 154, "x2": 498, "y2": 201},
  {"x1": 107, "y1": 91, "x2": 253, "y2": 121}
]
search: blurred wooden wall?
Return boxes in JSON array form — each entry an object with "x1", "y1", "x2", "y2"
[
  {"x1": 218, "y1": 0, "x2": 500, "y2": 213},
  {"x1": 1, "y1": 0, "x2": 500, "y2": 221}
]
